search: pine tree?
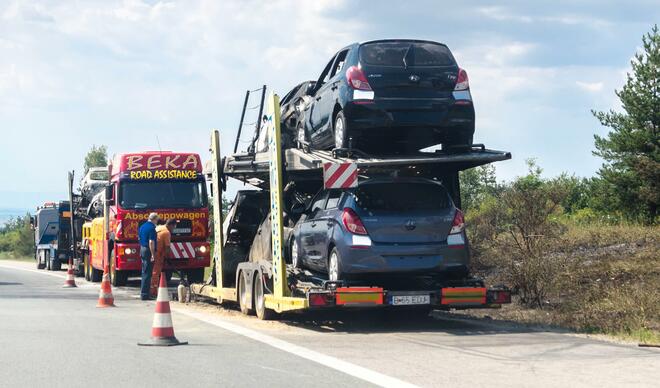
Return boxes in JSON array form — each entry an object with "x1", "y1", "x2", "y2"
[{"x1": 592, "y1": 25, "x2": 659, "y2": 223}]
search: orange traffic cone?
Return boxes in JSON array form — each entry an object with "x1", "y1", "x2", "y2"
[
  {"x1": 96, "y1": 265, "x2": 115, "y2": 308},
  {"x1": 62, "y1": 258, "x2": 77, "y2": 288},
  {"x1": 138, "y1": 272, "x2": 187, "y2": 346}
]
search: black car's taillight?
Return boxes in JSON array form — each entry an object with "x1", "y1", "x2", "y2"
[
  {"x1": 454, "y1": 68, "x2": 469, "y2": 91},
  {"x1": 345, "y1": 66, "x2": 372, "y2": 91}
]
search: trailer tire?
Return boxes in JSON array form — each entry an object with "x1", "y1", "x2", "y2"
[
  {"x1": 253, "y1": 273, "x2": 275, "y2": 321},
  {"x1": 238, "y1": 271, "x2": 253, "y2": 315}
]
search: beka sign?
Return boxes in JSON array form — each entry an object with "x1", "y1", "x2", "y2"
[{"x1": 114, "y1": 152, "x2": 202, "y2": 180}]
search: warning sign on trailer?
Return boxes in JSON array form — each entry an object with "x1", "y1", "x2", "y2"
[{"x1": 323, "y1": 162, "x2": 358, "y2": 189}]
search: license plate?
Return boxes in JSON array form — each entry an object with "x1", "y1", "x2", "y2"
[
  {"x1": 391, "y1": 294, "x2": 430, "y2": 306},
  {"x1": 173, "y1": 228, "x2": 191, "y2": 234}
]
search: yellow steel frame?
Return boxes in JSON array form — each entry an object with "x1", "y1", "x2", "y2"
[
  {"x1": 202, "y1": 129, "x2": 240, "y2": 303},
  {"x1": 263, "y1": 92, "x2": 307, "y2": 312},
  {"x1": 195, "y1": 94, "x2": 308, "y2": 312}
]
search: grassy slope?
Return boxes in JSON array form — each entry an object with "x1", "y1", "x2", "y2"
[{"x1": 467, "y1": 223, "x2": 660, "y2": 344}]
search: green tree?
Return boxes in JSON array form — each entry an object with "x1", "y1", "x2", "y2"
[
  {"x1": 84, "y1": 145, "x2": 108, "y2": 174},
  {"x1": 459, "y1": 164, "x2": 499, "y2": 211},
  {"x1": 0, "y1": 214, "x2": 34, "y2": 257},
  {"x1": 592, "y1": 25, "x2": 659, "y2": 223}
]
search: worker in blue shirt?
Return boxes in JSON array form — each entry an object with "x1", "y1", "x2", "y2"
[{"x1": 138, "y1": 212, "x2": 159, "y2": 300}]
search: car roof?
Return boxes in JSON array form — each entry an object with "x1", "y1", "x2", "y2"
[{"x1": 357, "y1": 39, "x2": 450, "y2": 48}]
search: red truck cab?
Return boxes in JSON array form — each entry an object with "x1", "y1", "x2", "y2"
[{"x1": 88, "y1": 151, "x2": 210, "y2": 286}]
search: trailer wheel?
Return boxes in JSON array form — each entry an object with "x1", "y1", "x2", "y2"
[
  {"x1": 253, "y1": 273, "x2": 275, "y2": 321},
  {"x1": 238, "y1": 271, "x2": 253, "y2": 315}
]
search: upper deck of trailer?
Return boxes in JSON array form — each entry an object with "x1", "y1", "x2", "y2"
[{"x1": 222, "y1": 144, "x2": 511, "y2": 186}]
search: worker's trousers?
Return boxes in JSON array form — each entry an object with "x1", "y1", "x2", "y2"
[{"x1": 140, "y1": 247, "x2": 153, "y2": 300}]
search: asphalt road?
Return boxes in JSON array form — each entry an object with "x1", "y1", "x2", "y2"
[{"x1": 0, "y1": 260, "x2": 658, "y2": 387}]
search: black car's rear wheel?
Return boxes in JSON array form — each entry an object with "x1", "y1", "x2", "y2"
[{"x1": 334, "y1": 111, "x2": 348, "y2": 149}]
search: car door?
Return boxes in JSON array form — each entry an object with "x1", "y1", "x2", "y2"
[
  {"x1": 315, "y1": 189, "x2": 343, "y2": 270},
  {"x1": 310, "y1": 50, "x2": 349, "y2": 148},
  {"x1": 308, "y1": 55, "x2": 336, "y2": 143},
  {"x1": 298, "y1": 191, "x2": 328, "y2": 270}
]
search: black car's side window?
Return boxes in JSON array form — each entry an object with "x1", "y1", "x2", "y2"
[
  {"x1": 329, "y1": 50, "x2": 349, "y2": 80},
  {"x1": 317, "y1": 56, "x2": 336, "y2": 88}
]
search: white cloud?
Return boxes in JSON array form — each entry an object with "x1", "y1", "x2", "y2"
[
  {"x1": 477, "y1": 5, "x2": 612, "y2": 29},
  {"x1": 576, "y1": 81, "x2": 604, "y2": 92}
]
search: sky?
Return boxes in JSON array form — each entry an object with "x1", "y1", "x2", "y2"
[{"x1": 0, "y1": 0, "x2": 658, "y2": 210}]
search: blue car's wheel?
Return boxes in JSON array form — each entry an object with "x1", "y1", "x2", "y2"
[{"x1": 328, "y1": 247, "x2": 343, "y2": 282}]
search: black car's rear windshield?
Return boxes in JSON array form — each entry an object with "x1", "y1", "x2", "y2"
[
  {"x1": 351, "y1": 182, "x2": 451, "y2": 212},
  {"x1": 360, "y1": 41, "x2": 455, "y2": 67}
]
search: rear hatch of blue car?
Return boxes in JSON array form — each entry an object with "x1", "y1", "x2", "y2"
[
  {"x1": 358, "y1": 40, "x2": 458, "y2": 100},
  {"x1": 350, "y1": 181, "x2": 455, "y2": 244}
]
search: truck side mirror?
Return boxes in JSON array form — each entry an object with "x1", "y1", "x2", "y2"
[{"x1": 105, "y1": 184, "x2": 115, "y2": 205}]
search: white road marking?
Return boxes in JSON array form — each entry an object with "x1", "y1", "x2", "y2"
[
  {"x1": 0, "y1": 261, "x2": 418, "y2": 387},
  {"x1": 174, "y1": 308, "x2": 419, "y2": 388}
]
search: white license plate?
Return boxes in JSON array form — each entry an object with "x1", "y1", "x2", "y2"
[
  {"x1": 391, "y1": 294, "x2": 430, "y2": 306},
  {"x1": 173, "y1": 228, "x2": 191, "y2": 234}
]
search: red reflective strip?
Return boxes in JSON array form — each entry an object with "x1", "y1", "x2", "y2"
[
  {"x1": 325, "y1": 163, "x2": 351, "y2": 188},
  {"x1": 441, "y1": 297, "x2": 486, "y2": 305},
  {"x1": 341, "y1": 170, "x2": 357, "y2": 188},
  {"x1": 441, "y1": 287, "x2": 486, "y2": 296},
  {"x1": 185, "y1": 243, "x2": 195, "y2": 258},
  {"x1": 173, "y1": 243, "x2": 185, "y2": 258},
  {"x1": 154, "y1": 301, "x2": 171, "y2": 314},
  {"x1": 152, "y1": 327, "x2": 174, "y2": 338}
]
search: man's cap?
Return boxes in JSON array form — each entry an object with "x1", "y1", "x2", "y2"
[{"x1": 148, "y1": 212, "x2": 159, "y2": 221}]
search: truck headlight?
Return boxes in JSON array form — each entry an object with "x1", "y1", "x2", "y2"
[
  {"x1": 196, "y1": 245, "x2": 207, "y2": 254},
  {"x1": 124, "y1": 248, "x2": 134, "y2": 255}
]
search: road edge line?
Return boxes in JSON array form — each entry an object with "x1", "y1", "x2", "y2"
[{"x1": 174, "y1": 307, "x2": 419, "y2": 388}]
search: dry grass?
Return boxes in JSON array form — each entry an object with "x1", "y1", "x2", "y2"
[{"x1": 468, "y1": 222, "x2": 660, "y2": 344}]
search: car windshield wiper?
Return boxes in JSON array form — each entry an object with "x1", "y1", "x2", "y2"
[{"x1": 402, "y1": 44, "x2": 413, "y2": 69}]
